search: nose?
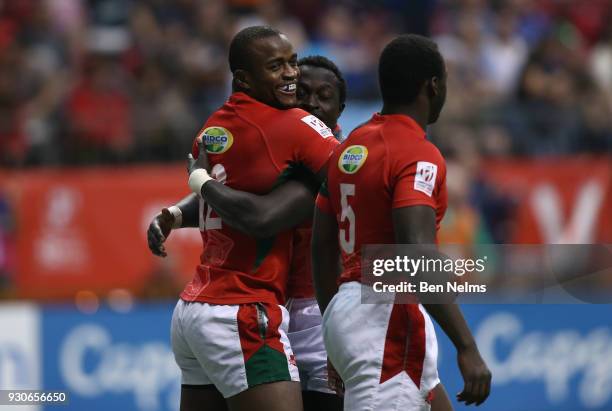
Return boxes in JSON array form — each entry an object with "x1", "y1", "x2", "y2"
[
  {"x1": 301, "y1": 95, "x2": 318, "y2": 110},
  {"x1": 283, "y1": 63, "x2": 298, "y2": 80}
]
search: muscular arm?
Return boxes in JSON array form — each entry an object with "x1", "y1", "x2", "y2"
[
  {"x1": 189, "y1": 138, "x2": 327, "y2": 239},
  {"x1": 202, "y1": 179, "x2": 316, "y2": 238},
  {"x1": 392, "y1": 205, "x2": 491, "y2": 406},
  {"x1": 311, "y1": 204, "x2": 341, "y2": 314}
]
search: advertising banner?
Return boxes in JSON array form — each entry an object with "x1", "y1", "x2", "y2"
[
  {"x1": 436, "y1": 305, "x2": 612, "y2": 411},
  {"x1": 41, "y1": 303, "x2": 180, "y2": 411},
  {"x1": 1, "y1": 158, "x2": 609, "y2": 299}
]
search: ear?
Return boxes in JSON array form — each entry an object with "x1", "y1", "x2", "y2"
[
  {"x1": 233, "y1": 69, "x2": 250, "y2": 91},
  {"x1": 339, "y1": 102, "x2": 346, "y2": 114},
  {"x1": 428, "y1": 76, "x2": 441, "y2": 98}
]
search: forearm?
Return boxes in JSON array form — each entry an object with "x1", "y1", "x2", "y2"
[
  {"x1": 201, "y1": 181, "x2": 262, "y2": 235},
  {"x1": 312, "y1": 254, "x2": 341, "y2": 314},
  {"x1": 312, "y1": 209, "x2": 341, "y2": 313},
  {"x1": 174, "y1": 193, "x2": 200, "y2": 228},
  {"x1": 201, "y1": 180, "x2": 315, "y2": 238},
  {"x1": 423, "y1": 303, "x2": 476, "y2": 351}
]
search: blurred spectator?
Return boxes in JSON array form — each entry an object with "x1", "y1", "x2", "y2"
[
  {"x1": 0, "y1": 0, "x2": 608, "y2": 166},
  {"x1": 64, "y1": 52, "x2": 133, "y2": 164},
  {"x1": 481, "y1": 6, "x2": 528, "y2": 97}
]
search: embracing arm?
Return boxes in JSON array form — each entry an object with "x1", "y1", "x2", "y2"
[
  {"x1": 201, "y1": 179, "x2": 315, "y2": 238},
  {"x1": 187, "y1": 138, "x2": 320, "y2": 238},
  {"x1": 392, "y1": 205, "x2": 491, "y2": 406}
]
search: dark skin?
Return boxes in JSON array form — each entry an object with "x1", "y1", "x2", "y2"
[
  {"x1": 147, "y1": 39, "x2": 342, "y2": 411},
  {"x1": 311, "y1": 72, "x2": 491, "y2": 408},
  {"x1": 150, "y1": 33, "x2": 306, "y2": 411},
  {"x1": 183, "y1": 63, "x2": 347, "y2": 410},
  {"x1": 297, "y1": 65, "x2": 345, "y2": 130}
]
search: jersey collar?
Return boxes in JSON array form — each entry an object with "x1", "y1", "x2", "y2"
[{"x1": 372, "y1": 113, "x2": 426, "y2": 138}]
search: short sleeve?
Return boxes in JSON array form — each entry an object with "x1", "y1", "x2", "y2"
[
  {"x1": 293, "y1": 114, "x2": 340, "y2": 174},
  {"x1": 392, "y1": 144, "x2": 446, "y2": 210},
  {"x1": 315, "y1": 180, "x2": 333, "y2": 214}
]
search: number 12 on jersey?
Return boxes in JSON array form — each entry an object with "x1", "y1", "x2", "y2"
[{"x1": 339, "y1": 183, "x2": 355, "y2": 254}]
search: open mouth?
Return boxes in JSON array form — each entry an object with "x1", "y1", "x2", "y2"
[{"x1": 278, "y1": 83, "x2": 297, "y2": 94}]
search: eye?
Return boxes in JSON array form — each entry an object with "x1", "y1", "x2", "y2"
[
  {"x1": 269, "y1": 63, "x2": 281, "y2": 71},
  {"x1": 318, "y1": 89, "x2": 333, "y2": 100}
]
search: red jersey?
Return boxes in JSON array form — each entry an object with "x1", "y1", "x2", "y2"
[
  {"x1": 286, "y1": 128, "x2": 343, "y2": 299},
  {"x1": 180, "y1": 92, "x2": 339, "y2": 305},
  {"x1": 316, "y1": 113, "x2": 447, "y2": 284}
]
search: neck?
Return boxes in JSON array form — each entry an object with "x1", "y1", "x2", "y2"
[{"x1": 380, "y1": 104, "x2": 429, "y2": 130}]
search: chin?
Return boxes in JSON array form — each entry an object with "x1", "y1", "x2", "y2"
[{"x1": 272, "y1": 94, "x2": 296, "y2": 109}]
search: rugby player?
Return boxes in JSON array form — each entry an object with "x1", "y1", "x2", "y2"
[
  {"x1": 187, "y1": 55, "x2": 347, "y2": 410},
  {"x1": 288, "y1": 56, "x2": 345, "y2": 410},
  {"x1": 311, "y1": 34, "x2": 492, "y2": 410},
  {"x1": 148, "y1": 26, "x2": 339, "y2": 411}
]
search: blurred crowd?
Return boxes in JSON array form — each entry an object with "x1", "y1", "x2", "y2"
[{"x1": 0, "y1": 0, "x2": 610, "y2": 167}]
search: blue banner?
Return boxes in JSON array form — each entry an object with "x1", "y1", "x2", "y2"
[
  {"x1": 34, "y1": 302, "x2": 612, "y2": 411},
  {"x1": 42, "y1": 303, "x2": 180, "y2": 411},
  {"x1": 436, "y1": 305, "x2": 612, "y2": 411}
]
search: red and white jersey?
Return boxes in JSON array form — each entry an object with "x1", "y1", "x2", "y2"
[
  {"x1": 286, "y1": 127, "x2": 342, "y2": 299},
  {"x1": 180, "y1": 92, "x2": 339, "y2": 305},
  {"x1": 316, "y1": 113, "x2": 447, "y2": 284}
]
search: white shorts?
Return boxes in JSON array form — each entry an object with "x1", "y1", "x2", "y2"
[
  {"x1": 287, "y1": 297, "x2": 333, "y2": 394},
  {"x1": 322, "y1": 282, "x2": 439, "y2": 411},
  {"x1": 171, "y1": 299, "x2": 300, "y2": 398}
]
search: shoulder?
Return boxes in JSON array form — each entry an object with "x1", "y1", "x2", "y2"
[
  {"x1": 390, "y1": 135, "x2": 445, "y2": 166},
  {"x1": 274, "y1": 108, "x2": 335, "y2": 140}
]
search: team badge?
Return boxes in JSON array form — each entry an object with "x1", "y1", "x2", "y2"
[
  {"x1": 199, "y1": 126, "x2": 234, "y2": 154},
  {"x1": 338, "y1": 145, "x2": 368, "y2": 174}
]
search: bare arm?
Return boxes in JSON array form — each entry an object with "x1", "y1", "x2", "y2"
[
  {"x1": 311, "y1": 198, "x2": 341, "y2": 314},
  {"x1": 202, "y1": 179, "x2": 315, "y2": 238},
  {"x1": 392, "y1": 205, "x2": 491, "y2": 406},
  {"x1": 188, "y1": 138, "x2": 323, "y2": 238}
]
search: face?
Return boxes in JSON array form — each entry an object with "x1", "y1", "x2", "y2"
[
  {"x1": 297, "y1": 65, "x2": 344, "y2": 129},
  {"x1": 238, "y1": 34, "x2": 299, "y2": 109},
  {"x1": 428, "y1": 69, "x2": 447, "y2": 124}
]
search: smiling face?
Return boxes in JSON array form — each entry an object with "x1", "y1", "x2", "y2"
[
  {"x1": 297, "y1": 65, "x2": 344, "y2": 129},
  {"x1": 238, "y1": 34, "x2": 299, "y2": 109}
]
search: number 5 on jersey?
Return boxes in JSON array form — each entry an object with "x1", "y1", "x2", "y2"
[{"x1": 340, "y1": 183, "x2": 355, "y2": 254}]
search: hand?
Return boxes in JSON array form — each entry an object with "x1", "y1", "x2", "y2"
[
  {"x1": 147, "y1": 208, "x2": 175, "y2": 257},
  {"x1": 456, "y1": 345, "x2": 491, "y2": 406},
  {"x1": 327, "y1": 358, "x2": 344, "y2": 397},
  {"x1": 187, "y1": 137, "x2": 210, "y2": 176}
]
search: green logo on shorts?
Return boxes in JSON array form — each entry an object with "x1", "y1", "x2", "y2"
[
  {"x1": 200, "y1": 127, "x2": 234, "y2": 154},
  {"x1": 338, "y1": 145, "x2": 368, "y2": 174}
]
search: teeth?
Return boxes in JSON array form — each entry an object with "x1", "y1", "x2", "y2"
[{"x1": 282, "y1": 84, "x2": 296, "y2": 92}]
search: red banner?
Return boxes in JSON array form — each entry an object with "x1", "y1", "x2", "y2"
[
  {"x1": 0, "y1": 166, "x2": 202, "y2": 299},
  {"x1": 482, "y1": 157, "x2": 611, "y2": 243},
  {"x1": 0, "y1": 157, "x2": 610, "y2": 300}
]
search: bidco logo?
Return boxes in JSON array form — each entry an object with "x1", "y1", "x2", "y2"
[
  {"x1": 338, "y1": 145, "x2": 368, "y2": 174},
  {"x1": 200, "y1": 127, "x2": 233, "y2": 154}
]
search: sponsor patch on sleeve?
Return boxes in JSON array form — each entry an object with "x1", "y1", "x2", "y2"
[
  {"x1": 414, "y1": 161, "x2": 438, "y2": 196},
  {"x1": 301, "y1": 115, "x2": 334, "y2": 138}
]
